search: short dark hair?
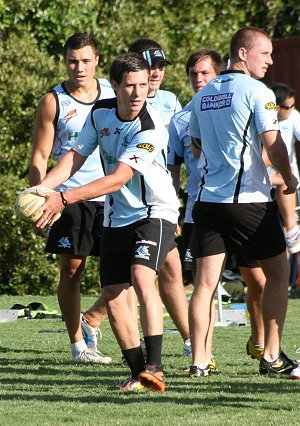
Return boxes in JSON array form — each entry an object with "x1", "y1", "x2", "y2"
[
  {"x1": 63, "y1": 32, "x2": 99, "y2": 59},
  {"x1": 271, "y1": 83, "x2": 295, "y2": 105},
  {"x1": 185, "y1": 48, "x2": 225, "y2": 76},
  {"x1": 128, "y1": 38, "x2": 162, "y2": 53},
  {"x1": 230, "y1": 26, "x2": 271, "y2": 63},
  {"x1": 109, "y1": 52, "x2": 150, "y2": 85}
]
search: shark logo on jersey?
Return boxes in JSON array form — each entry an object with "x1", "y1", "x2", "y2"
[
  {"x1": 201, "y1": 93, "x2": 234, "y2": 111},
  {"x1": 163, "y1": 102, "x2": 173, "y2": 110},
  {"x1": 65, "y1": 109, "x2": 78, "y2": 123},
  {"x1": 58, "y1": 237, "x2": 71, "y2": 248},
  {"x1": 135, "y1": 245, "x2": 150, "y2": 260},
  {"x1": 265, "y1": 102, "x2": 277, "y2": 110},
  {"x1": 136, "y1": 143, "x2": 154, "y2": 152},
  {"x1": 100, "y1": 128, "x2": 110, "y2": 137}
]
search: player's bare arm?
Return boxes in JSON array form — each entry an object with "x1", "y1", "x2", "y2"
[
  {"x1": 35, "y1": 161, "x2": 136, "y2": 228},
  {"x1": 29, "y1": 92, "x2": 57, "y2": 186},
  {"x1": 190, "y1": 137, "x2": 201, "y2": 159},
  {"x1": 167, "y1": 164, "x2": 181, "y2": 195},
  {"x1": 261, "y1": 130, "x2": 298, "y2": 193}
]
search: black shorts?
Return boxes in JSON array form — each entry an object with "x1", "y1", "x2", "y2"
[
  {"x1": 182, "y1": 223, "x2": 196, "y2": 271},
  {"x1": 46, "y1": 201, "x2": 104, "y2": 256},
  {"x1": 100, "y1": 218, "x2": 176, "y2": 287},
  {"x1": 226, "y1": 253, "x2": 260, "y2": 269},
  {"x1": 192, "y1": 201, "x2": 286, "y2": 260}
]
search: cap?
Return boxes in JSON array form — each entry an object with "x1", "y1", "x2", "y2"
[{"x1": 141, "y1": 48, "x2": 172, "y2": 67}]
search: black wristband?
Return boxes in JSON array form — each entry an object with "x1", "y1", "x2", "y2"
[{"x1": 60, "y1": 191, "x2": 69, "y2": 207}]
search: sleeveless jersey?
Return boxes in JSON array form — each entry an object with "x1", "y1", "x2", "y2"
[
  {"x1": 52, "y1": 78, "x2": 115, "y2": 201},
  {"x1": 190, "y1": 70, "x2": 280, "y2": 203},
  {"x1": 147, "y1": 89, "x2": 181, "y2": 126},
  {"x1": 72, "y1": 98, "x2": 180, "y2": 227},
  {"x1": 168, "y1": 101, "x2": 199, "y2": 223}
]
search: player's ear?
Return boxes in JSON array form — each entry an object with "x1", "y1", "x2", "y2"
[
  {"x1": 239, "y1": 47, "x2": 247, "y2": 61},
  {"x1": 111, "y1": 79, "x2": 118, "y2": 92},
  {"x1": 95, "y1": 54, "x2": 99, "y2": 66}
]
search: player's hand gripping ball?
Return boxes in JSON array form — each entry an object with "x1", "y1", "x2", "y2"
[{"x1": 14, "y1": 187, "x2": 61, "y2": 224}]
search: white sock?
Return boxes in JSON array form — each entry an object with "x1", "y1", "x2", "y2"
[
  {"x1": 71, "y1": 339, "x2": 87, "y2": 357},
  {"x1": 286, "y1": 226, "x2": 299, "y2": 239},
  {"x1": 194, "y1": 362, "x2": 209, "y2": 370}
]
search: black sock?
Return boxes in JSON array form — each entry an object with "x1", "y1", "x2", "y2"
[
  {"x1": 144, "y1": 334, "x2": 163, "y2": 366},
  {"x1": 122, "y1": 346, "x2": 145, "y2": 380}
]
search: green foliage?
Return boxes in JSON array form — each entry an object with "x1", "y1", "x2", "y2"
[
  {"x1": 0, "y1": 31, "x2": 65, "y2": 177},
  {"x1": 0, "y1": 175, "x2": 59, "y2": 294},
  {"x1": 1, "y1": 0, "x2": 300, "y2": 294},
  {"x1": 0, "y1": 174, "x2": 101, "y2": 295}
]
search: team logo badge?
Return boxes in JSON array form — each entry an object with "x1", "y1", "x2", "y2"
[
  {"x1": 58, "y1": 237, "x2": 71, "y2": 248},
  {"x1": 163, "y1": 102, "x2": 172, "y2": 110},
  {"x1": 265, "y1": 102, "x2": 277, "y2": 110},
  {"x1": 65, "y1": 109, "x2": 77, "y2": 123},
  {"x1": 100, "y1": 128, "x2": 110, "y2": 137},
  {"x1": 136, "y1": 143, "x2": 154, "y2": 152},
  {"x1": 184, "y1": 249, "x2": 193, "y2": 263},
  {"x1": 135, "y1": 245, "x2": 150, "y2": 260}
]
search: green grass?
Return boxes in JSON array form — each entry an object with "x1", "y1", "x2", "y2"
[{"x1": 0, "y1": 295, "x2": 299, "y2": 426}]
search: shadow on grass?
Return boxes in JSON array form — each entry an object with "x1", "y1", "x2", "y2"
[
  {"x1": 0, "y1": 380, "x2": 298, "y2": 410},
  {"x1": 0, "y1": 359, "x2": 299, "y2": 409}
]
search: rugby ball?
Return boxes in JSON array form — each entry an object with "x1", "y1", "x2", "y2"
[{"x1": 14, "y1": 187, "x2": 61, "y2": 224}]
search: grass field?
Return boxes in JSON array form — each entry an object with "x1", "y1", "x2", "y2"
[{"x1": 0, "y1": 294, "x2": 299, "y2": 426}]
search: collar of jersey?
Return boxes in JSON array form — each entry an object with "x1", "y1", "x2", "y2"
[{"x1": 220, "y1": 70, "x2": 245, "y2": 76}]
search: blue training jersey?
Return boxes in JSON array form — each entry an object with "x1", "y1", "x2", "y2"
[
  {"x1": 73, "y1": 98, "x2": 180, "y2": 227},
  {"x1": 147, "y1": 89, "x2": 182, "y2": 127},
  {"x1": 168, "y1": 101, "x2": 199, "y2": 223},
  {"x1": 190, "y1": 70, "x2": 279, "y2": 203}
]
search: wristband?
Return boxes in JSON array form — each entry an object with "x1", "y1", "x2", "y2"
[{"x1": 60, "y1": 191, "x2": 69, "y2": 207}]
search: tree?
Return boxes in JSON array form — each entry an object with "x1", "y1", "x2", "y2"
[{"x1": 1, "y1": 0, "x2": 300, "y2": 294}]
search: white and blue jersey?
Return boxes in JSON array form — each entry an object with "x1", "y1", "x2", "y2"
[
  {"x1": 190, "y1": 70, "x2": 280, "y2": 203},
  {"x1": 73, "y1": 98, "x2": 180, "y2": 227},
  {"x1": 52, "y1": 78, "x2": 115, "y2": 201},
  {"x1": 279, "y1": 109, "x2": 300, "y2": 180},
  {"x1": 147, "y1": 89, "x2": 182, "y2": 127},
  {"x1": 168, "y1": 102, "x2": 199, "y2": 223}
]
